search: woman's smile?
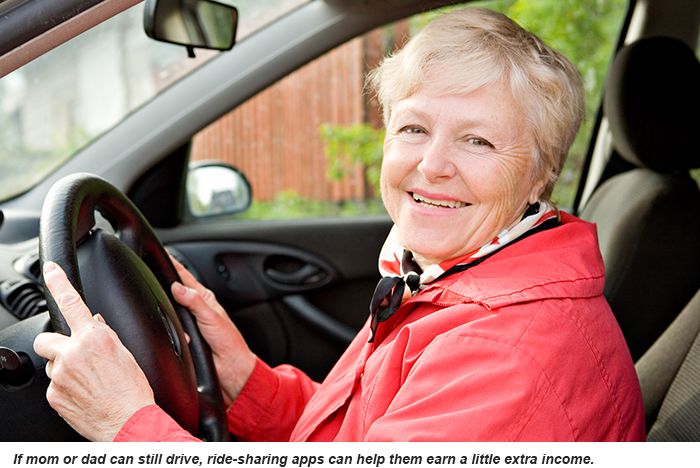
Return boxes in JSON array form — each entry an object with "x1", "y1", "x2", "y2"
[{"x1": 409, "y1": 190, "x2": 471, "y2": 210}]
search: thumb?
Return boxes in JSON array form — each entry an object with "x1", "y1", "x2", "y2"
[{"x1": 43, "y1": 261, "x2": 94, "y2": 333}]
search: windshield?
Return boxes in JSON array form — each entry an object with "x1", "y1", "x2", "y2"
[{"x1": 0, "y1": 0, "x2": 308, "y2": 202}]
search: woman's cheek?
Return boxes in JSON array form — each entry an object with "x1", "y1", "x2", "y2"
[
  {"x1": 381, "y1": 144, "x2": 417, "y2": 225},
  {"x1": 380, "y1": 138, "x2": 404, "y2": 188},
  {"x1": 491, "y1": 160, "x2": 538, "y2": 223},
  {"x1": 379, "y1": 144, "x2": 398, "y2": 218}
]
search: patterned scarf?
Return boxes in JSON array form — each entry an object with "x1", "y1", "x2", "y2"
[{"x1": 368, "y1": 201, "x2": 560, "y2": 342}]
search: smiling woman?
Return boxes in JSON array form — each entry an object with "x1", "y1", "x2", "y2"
[{"x1": 32, "y1": 6, "x2": 646, "y2": 442}]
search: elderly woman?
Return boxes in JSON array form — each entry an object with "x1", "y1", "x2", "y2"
[{"x1": 34, "y1": 8, "x2": 645, "y2": 441}]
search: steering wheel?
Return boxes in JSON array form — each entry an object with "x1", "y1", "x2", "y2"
[{"x1": 38, "y1": 173, "x2": 228, "y2": 441}]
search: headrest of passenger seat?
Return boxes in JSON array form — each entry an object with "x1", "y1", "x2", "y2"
[{"x1": 604, "y1": 36, "x2": 700, "y2": 172}]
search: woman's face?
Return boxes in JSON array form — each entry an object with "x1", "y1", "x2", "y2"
[{"x1": 380, "y1": 82, "x2": 547, "y2": 264}]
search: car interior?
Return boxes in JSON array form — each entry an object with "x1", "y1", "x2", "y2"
[
  {"x1": 0, "y1": 0, "x2": 699, "y2": 441},
  {"x1": 579, "y1": 32, "x2": 700, "y2": 440},
  {"x1": 580, "y1": 35, "x2": 700, "y2": 362}
]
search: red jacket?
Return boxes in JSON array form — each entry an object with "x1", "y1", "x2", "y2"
[{"x1": 115, "y1": 213, "x2": 645, "y2": 441}]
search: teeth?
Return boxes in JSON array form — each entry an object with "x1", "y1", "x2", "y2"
[{"x1": 412, "y1": 192, "x2": 468, "y2": 209}]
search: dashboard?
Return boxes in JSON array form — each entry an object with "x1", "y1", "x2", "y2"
[{"x1": 0, "y1": 210, "x2": 47, "y2": 331}]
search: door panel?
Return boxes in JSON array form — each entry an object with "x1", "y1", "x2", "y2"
[{"x1": 161, "y1": 216, "x2": 392, "y2": 381}]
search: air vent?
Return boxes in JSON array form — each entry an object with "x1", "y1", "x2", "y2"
[
  {"x1": 13, "y1": 252, "x2": 41, "y2": 282},
  {"x1": 0, "y1": 279, "x2": 48, "y2": 320}
]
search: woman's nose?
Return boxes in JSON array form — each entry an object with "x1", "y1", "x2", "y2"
[{"x1": 416, "y1": 138, "x2": 457, "y2": 181}]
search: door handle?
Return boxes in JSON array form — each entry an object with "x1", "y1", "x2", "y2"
[{"x1": 264, "y1": 263, "x2": 327, "y2": 286}]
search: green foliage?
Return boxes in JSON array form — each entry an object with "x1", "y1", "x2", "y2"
[
  {"x1": 239, "y1": 190, "x2": 385, "y2": 220},
  {"x1": 320, "y1": 123, "x2": 385, "y2": 197},
  {"x1": 691, "y1": 169, "x2": 700, "y2": 187}
]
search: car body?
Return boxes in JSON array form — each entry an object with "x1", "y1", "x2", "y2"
[{"x1": 0, "y1": 0, "x2": 698, "y2": 441}]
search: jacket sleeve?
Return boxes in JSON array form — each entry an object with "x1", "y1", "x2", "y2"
[
  {"x1": 114, "y1": 358, "x2": 319, "y2": 442},
  {"x1": 113, "y1": 405, "x2": 200, "y2": 441},
  {"x1": 227, "y1": 358, "x2": 320, "y2": 441},
  {"x1": 364, "y1": 333, "x2": 575, "y2": 441}
]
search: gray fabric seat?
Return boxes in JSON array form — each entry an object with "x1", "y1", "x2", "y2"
[
  {"x1": 580, "y1": 36, "x2": 700, "y2": 360},
  {"x1": 637, "y1": 288, "x2": 700, "y2": 440}
]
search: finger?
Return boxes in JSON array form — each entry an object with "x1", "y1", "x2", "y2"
[
  {"x1": 173, "y1": 277, "x2": 224, "y2": 317},
  {"x1": 45, "y1": 360, "x2": 54, "y2": 379},
  {"x1": 171, "y1": 282, "x2": 221, "y2": 323},
  {"x1": 34, "y1": 332, "x2": 70, "y2": 361},
  {"x1": 169, "y1": 256, "x2": 205, "y2": 292},
  {"x1": 171, "y1": 282, "x2": 199, "y2": 309},
  {"x1": 43, "y1": 262, "x2": 94, "y2": 333},
  {"x1": 169, "y1": 258, "x2": 225, "y2": 312},
  {"x1": 169, "y1": 254, "x2": 187, "y2": 273}
]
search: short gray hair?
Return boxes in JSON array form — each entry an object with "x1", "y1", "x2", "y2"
[{"x1": 367, "y1": 7, "x2": 584, "y2": 199}]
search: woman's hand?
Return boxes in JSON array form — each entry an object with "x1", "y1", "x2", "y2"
[
  {"x1": 33, "y1": 262, "x2": 155, "y2": 441},
  {"x1": 170, "y1": 257, "x2": 256, "y2": 406}
]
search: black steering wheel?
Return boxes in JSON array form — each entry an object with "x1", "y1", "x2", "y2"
[{"x1": 38, "y1": 173, "x2": 228, "y2": 441}]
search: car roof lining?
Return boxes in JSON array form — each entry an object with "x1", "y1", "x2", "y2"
[{"x1": 0, "y1": 0, "x2": 140, "y2": 77}]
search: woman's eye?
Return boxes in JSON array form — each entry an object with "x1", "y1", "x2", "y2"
[
  {"x1": 466, "y1": 137, "x2": 493, "y2": 148},
  {"x1": 400, "y1": 126, "x2": 425, "y2": 134}
]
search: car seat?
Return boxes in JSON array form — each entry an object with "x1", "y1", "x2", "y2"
[
  {"x1": 580, "y1": 36, "x2": 700, "y2": 360},
  {"x1": 636, "y1": 288, "x2": 700, "y2": 440}
]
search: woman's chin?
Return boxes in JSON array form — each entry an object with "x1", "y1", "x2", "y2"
[{"x1": 399, "y1": 230, "x2": 461, "y2": 264}]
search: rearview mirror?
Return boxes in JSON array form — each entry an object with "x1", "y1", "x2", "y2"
[{"x1": 143, "y1": 0, "x2": 238, "y2": 52}]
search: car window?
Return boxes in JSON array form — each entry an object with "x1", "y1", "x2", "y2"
[
  {"x1": 0, "y1": 0, "x2": 309, "y2": 202},
  {"x1": 189, "y1": 0, "x2": 629, "y2": 220}
]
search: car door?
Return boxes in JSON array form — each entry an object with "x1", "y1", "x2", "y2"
[{"x1": 162, "y1": 216, "x2": 391, "y2": 382}]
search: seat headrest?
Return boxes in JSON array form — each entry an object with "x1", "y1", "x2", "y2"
[{"x1": 604, "y1": 36, "x2": 700, "y2": 172}]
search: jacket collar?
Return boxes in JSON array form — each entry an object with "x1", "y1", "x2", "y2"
[{"x1": 405, "y1": 213, "x2": 605, "y2": 310}]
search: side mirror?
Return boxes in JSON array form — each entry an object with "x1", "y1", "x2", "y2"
[
  {"x1": 143, "y1": 0, "x2": 238, "y2": 53},
  {"x1": 186, "y1": 163, "x2": 252, "y2": 218}
]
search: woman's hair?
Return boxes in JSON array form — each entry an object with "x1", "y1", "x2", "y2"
[{"x1": 367, "y1": 7, "x2": 585, "y2": 199}]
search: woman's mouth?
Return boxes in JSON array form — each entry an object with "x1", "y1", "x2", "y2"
[{"x1": 410, "y1": 192, "x2": 469, "y2": 209}]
